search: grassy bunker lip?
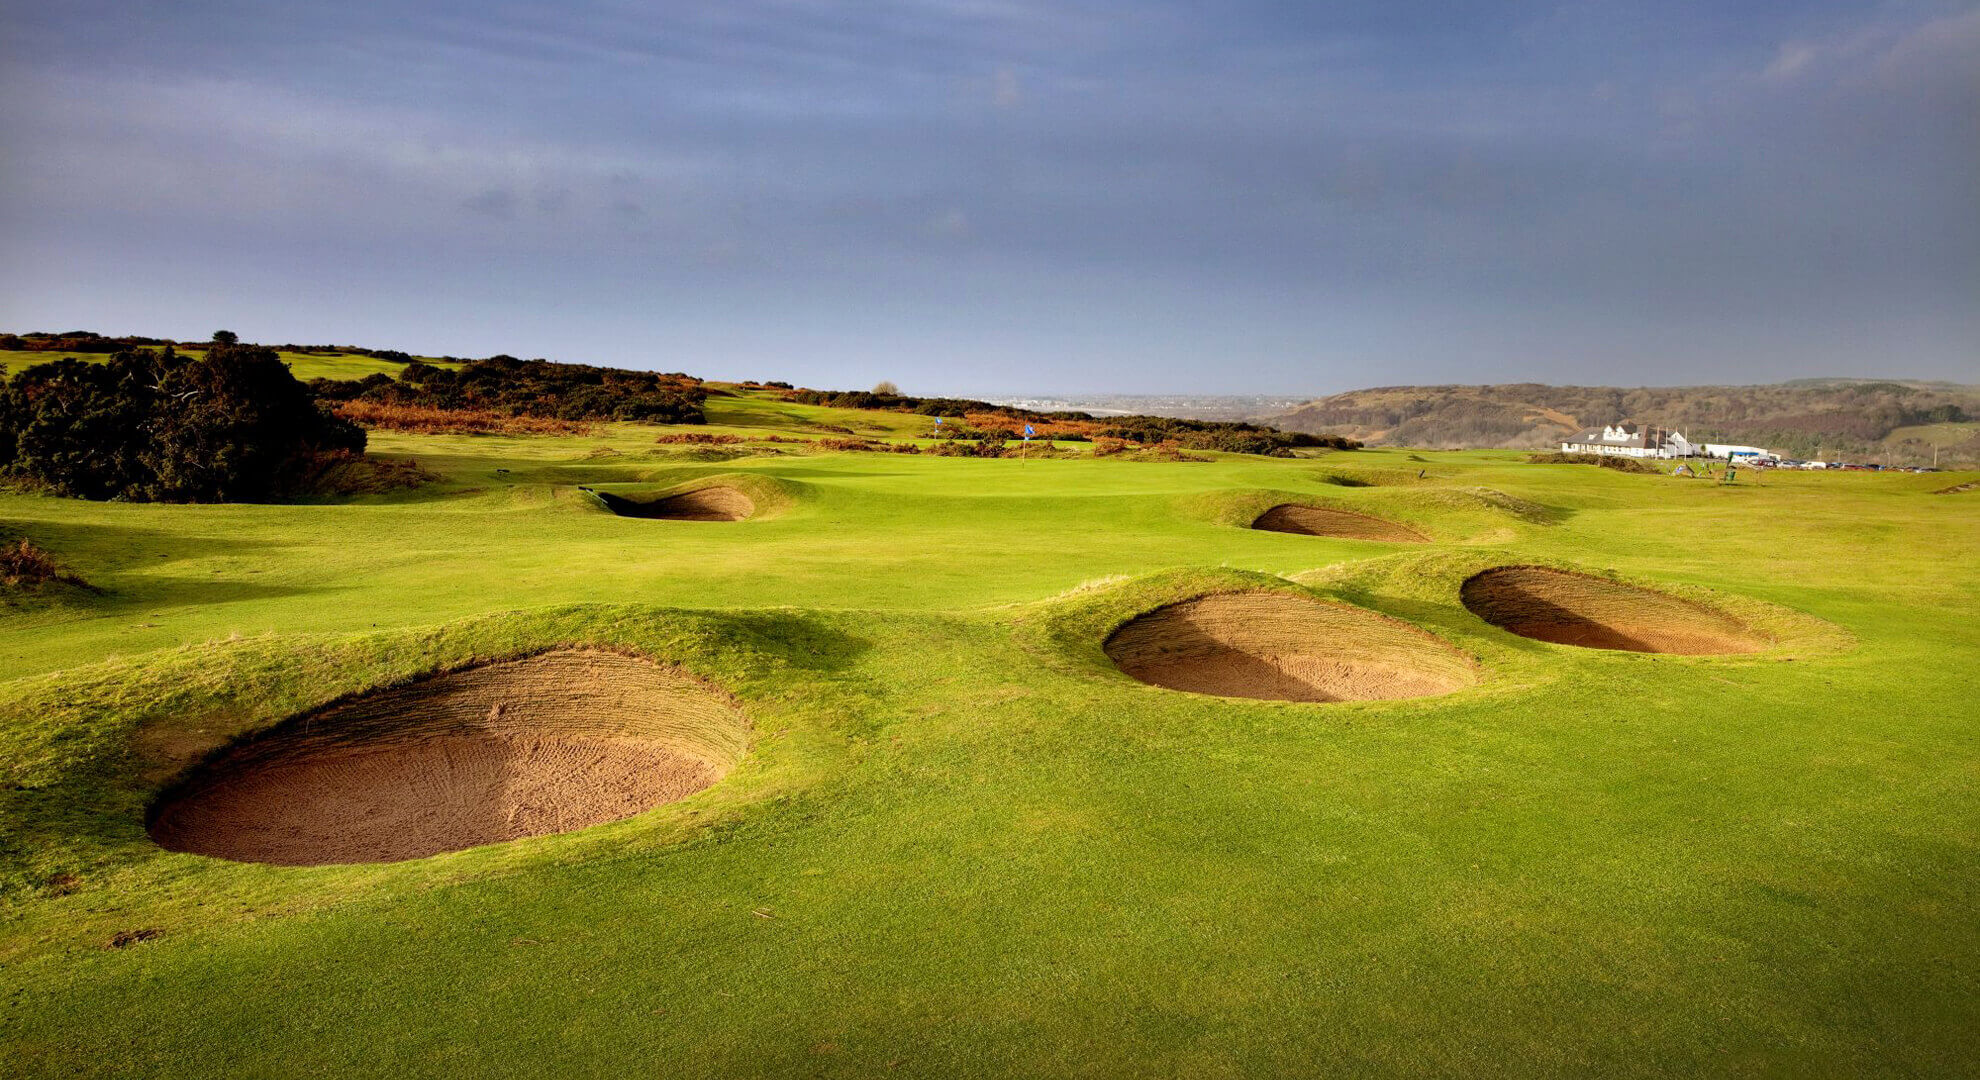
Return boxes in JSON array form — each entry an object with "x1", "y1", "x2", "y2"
[
  {"x1": 1459, "y1": 565, "x2": 1766, "y2": 655},
  {"x1": 596, "y1": 485, "x2": 755, "y2": 521},
  {"x1": 1250, "y1": 504, "x2": 1429, "y2": 543},
  {"x1": 147, "y1": 650, "x2": 749, "y2": 866},
  {"x1": 1103, "y1": 591, "x2": 1474, "y2": 702}
]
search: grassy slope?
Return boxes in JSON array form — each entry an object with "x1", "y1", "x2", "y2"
[
  {"x1": 1, "y1": 389, "x2": 1977, "y2": 1078},
  {"x1": 1884, "y1": 421, "x2": 1980, "y2": 448}
]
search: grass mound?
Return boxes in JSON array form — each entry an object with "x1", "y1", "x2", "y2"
[
  {"x1": 147, "y1": 650, "x2": 748, "y2": 866},
  {"x1": 1251, "y1": 504, "x2": 1429, "y2": 542},
  {"x1": 1526, "y1": 452, "x2": 1659, "y2": 474},
  {"x1": 1103, "y1": 591, "x2": 1474, "y2": 702},
  {"x1": 1460, "y1": 565, "x2": 1765, "y2": 654},
  {"x1": 598, "y1": 484, "x2": 755, "y2": 521}
]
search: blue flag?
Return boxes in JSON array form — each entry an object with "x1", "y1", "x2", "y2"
[{"x1": 1024, "y1": 424, "x2": 1035, "y2": 437}]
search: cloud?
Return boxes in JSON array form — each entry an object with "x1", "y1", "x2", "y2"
[
  {"x1": 992, "y1": 67, "x2": 1021, "y2": 107},
  {"x1": 925, "y1": 208, "x2": 971, "y2": 240},
  {"x1": 1761, "y1": 41, "x2": 1817, "y2": 82},
  {"x1": 1, "y1": 1, "x2": 1973, "y2": 388},
  {"x1": 463, "y1": 188, "x2": 517, "y2": 218}
]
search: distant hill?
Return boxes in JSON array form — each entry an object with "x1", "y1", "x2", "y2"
[{"x1": 1265, "y1": 380, "x2": 1980, "y2": 464}]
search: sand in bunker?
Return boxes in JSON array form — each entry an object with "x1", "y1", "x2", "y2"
[
  {"x1": 1252, "y1": 504, "x2": 1428, "y2": 542},
  {"x1": 1105, "y1": 592, "x2": 1474, "y2": 702},
  {"x1": 148, "y1": 650, "x2": 749, "y2": 866},
  {"x1": 1460, "y1": 566, "x2": 1765, "y2": 654},
  {"x1": 618, "y1": 485, "x2": 754, "y2": 521}
]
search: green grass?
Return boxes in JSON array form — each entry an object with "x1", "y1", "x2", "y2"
[
  {"x1": 2, "y1": 392, "x2": 1977, "y2": 1078},
  {"x1": 1884, "y1": 421, "x2": 1980, "y2": 449}
]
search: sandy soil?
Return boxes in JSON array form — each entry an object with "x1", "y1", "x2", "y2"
[
  {"x1": 1104, "y1": 592, "x2": 1473, "y2": 702},
  {"x1": 148, "y1": 650, "x2": 748, "y2": 865},
  {"x1": 631, "y1": 486, "x2": 755, "y2": 521},
  {"x1": 1252, "y1": 504, "x2": 1428, "y2": 542},
  {"x1": 1460, "y1": 566, "x2": 1765, "y2": 654}
]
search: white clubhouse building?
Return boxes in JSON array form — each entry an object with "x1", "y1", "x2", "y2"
[{"x1": 1562, "y1": 424, "x2": 1774, "y2": 461}]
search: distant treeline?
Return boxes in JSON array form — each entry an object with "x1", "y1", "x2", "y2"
[
  {"x1": 312, "y1": 357, "x2": 707, "y2": 424},
  {"x1": 785, "y1": 388, "x2": 1100, "y2": 421},
  {"x1": 0, "y1": 345, "x2": 364, "y2": 501},
  {"x1": 784, "y1": 388, "x2": 1357, "y2": 455}
]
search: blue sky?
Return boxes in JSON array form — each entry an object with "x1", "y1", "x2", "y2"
[{"x1": 1, "y1": 1, "x2": 1974, "y2": 394}]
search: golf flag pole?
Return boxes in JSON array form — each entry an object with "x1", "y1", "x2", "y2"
[{"x1": 1023, "y1": 423, "x2": 1034, "y2": 460}]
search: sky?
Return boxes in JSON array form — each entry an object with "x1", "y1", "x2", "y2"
[{"x1": 1, "y1": 1, "x2": 1975, "y2": 396}]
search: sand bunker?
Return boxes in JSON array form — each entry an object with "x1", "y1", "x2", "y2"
[
  {"x1": 1252, "y1": 504, "x2": 1428, "y2": 542},
  {"x1": 604, "y1": 485, "x2": 754, "y2": 521},
  {"x1": 148, "y1": 650, "x2": 749, "y2": 866},
  {"x1": 1460, "y1": 566, "x2": 1765, "y2": 654},
  {"x1": 1104, "y1": 592, "x2": 1474, "y2": 702}
]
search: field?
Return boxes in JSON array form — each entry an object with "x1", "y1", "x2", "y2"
[{"x1": 3, "y1": 388, "x2": 1977, "y2": 1077}]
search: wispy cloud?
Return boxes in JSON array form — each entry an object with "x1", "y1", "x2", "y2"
[{"x1": 1, "y1": 1, "x2": 1973, "y2": 390}]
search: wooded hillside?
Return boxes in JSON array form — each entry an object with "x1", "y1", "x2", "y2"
[{"x1": 1265, "y1": 379, "x2": 1980, "y2": 463}]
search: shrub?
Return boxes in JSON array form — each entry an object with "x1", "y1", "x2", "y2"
[
  {"x1": 318, "y1": 355, "x2": 706, "y2": 426},
  {"x1": 333, "y1": 401, "x2": 590, "y2": 436},
  {"x1": 0, "y1": 538, "x2": 86, "y2": 589},
  {"x1": 1526, "y1": 452, "x2": 1658, "y2": 473},
  {"x1": 925, "y1": 438, "x2": 1006, "y2": 458},
  {"x1": 655, "y1": 432, "x2": 744, "y2": 445},
  {"x1": 0, "y1": 345, "x2": 365, "y2": 501}
]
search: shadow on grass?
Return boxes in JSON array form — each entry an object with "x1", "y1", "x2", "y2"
[
  {"x1": 699, "y1": 610, "x2": 877, "y2": 674},
  {"x1": 14, "y1": 521, "x2": 288, "y2": 576}
]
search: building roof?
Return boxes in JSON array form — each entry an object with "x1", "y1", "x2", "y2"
[{"x1": 1567, "y1": 426, "x2": 1678, "y2": 449}]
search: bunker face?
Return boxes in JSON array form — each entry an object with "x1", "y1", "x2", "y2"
[
  {"x1": 1104, "y1": 592, "x2": 1474, "y2": 702},
  {"x1": 610, "y1": 485, "x2": 754, "y2": 521},
  {"x1": 1461, "y1": 566, "x2": 1765, "y2": 654},
  {"x1": 1252, "y1": 504, "x2": 1428, "y2": 543},
  {"x1": 148, "y1": 650, "x2": 749, "y2": 866}
]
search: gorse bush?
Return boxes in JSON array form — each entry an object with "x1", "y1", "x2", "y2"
[
  {"x1": 1094, "y1": 417, "x2": 1357, "y2": 454},
  {"x1": 0, "y1": 345, "x2": 366, "y2": 502},
  {"x1": 315, "y1": 356, "x2": 706, "y2": 425},
  {"x1": 1527, "y1": 452, "x2": 1659, "y2": 473}
]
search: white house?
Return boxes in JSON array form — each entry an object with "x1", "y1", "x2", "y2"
[{"x1": 1560, "y1": 424, "x2": 1696, "y2": 459}]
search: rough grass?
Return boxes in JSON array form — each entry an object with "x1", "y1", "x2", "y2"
[
  {"x1": 334, "y1": 400, "x2": 593, "y2": 436},
  {"x1": 0, "y1": 396, "x2": 1975, "y2": 1078}
]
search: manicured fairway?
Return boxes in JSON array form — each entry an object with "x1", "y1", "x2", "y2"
[{"x1": 3, "y1": 396, "x2": 1976, "y2": 1077}]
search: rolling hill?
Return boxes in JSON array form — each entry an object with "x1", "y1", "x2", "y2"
[{"x1": 1265, "y1": 379, "x2": 1980, "y2": 463}]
